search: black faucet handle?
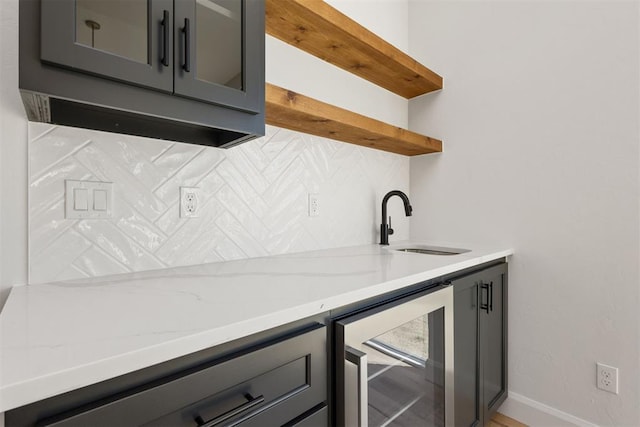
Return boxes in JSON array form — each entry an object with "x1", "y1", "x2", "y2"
[{"x1": 388, "y1": 216, "x2": 394, "y2": 235}]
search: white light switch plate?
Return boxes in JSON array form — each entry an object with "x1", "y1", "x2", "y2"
[{"x1": 65, "y1": 180, "x2": 113, "y2": 219}]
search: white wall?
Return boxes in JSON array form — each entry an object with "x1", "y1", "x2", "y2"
[
  {"x1": 408, "y1": 1, "x2": 639, "y2": 426},
  {"x1": 328, "y1": 0, "x2": 408, "y2": 53},
  {"x1": 0, "y1": 0, "x2": 28, "y2": 310}
]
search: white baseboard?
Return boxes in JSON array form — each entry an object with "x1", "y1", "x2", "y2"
[{"x1": 498, "y1": 392, "x2": 599, "y2": 427}]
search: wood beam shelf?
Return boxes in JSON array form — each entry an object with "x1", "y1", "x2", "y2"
[
  {"x1": 264, "y1": 0, "x2": 443, "y2": 156},
  {"x1": 265, "y1": 0, "x2": 443, "y2": 99},
  {"x1": 265, "y1": 83, "x2": 442, "y2": 156}
]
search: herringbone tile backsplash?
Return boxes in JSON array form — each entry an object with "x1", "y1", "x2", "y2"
[{"x1": 29, "y1": 123, "x2": 410, "y2": 284}]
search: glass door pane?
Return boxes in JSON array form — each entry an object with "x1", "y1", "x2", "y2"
[
  {"x1": 173, "y1": 0, "x2": 262, "y2": 113},
  {"x1": 41, "y1": 0, "x2": 173, "y2": 92},
  {"x1": 195, "y1": 0, "x2": 243, "y2": 89},
  {"x1": 75, "y1": 0, "x2": 149, "y2": 64},
  {"x1": 365, "y1": 309, "x2": 445, "y2": 427}
]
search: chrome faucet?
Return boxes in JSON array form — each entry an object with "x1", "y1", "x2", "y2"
[{"x1": 380, "y1": 190, "x2": 413, "y2": 245}]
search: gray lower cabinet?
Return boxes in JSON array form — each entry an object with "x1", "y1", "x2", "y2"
[
  {"x1": 454, "y1": 275, "x2": 481, "y2": 426},
  {"x1": 453, "y1": 263, "x2": 508, "y2": 427},
  {"x1": 6, "y1": 324, "x2": 327, "y2": 427}
]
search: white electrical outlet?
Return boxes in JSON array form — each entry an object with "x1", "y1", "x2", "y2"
[
  {"x1": 308, "y1": 193, "x2": 320, "y2": 217},
  {"x1": 180, "y1": 187, "x2": 201, "y2": 218},
  {"x1": 596, "y1": 363, "x2": 619, "y2": 394}
]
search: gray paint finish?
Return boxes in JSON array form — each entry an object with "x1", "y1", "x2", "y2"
[
  {"x1": 454, "y1": 275, "x2": 481, "y2": 426},
  {"x1": 174, "y1": 0, "x2": 264, "y2": 113},
  {"x1": 453, "y1": 262, "x2": 508, "y2": 426},
  {"x1": 19, "y1": 0, "x2": 265, "y2": 148},
  {"x1": 7, "y1": 323, "x2": 327, "y2": 427}
]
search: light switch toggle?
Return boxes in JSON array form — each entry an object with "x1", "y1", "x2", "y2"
[
  {"x1": 74, "y1": 188, "x2": 89, "y2": 211},
  {"x1": 93, "y1": 189, "x2": 108, "y2": 211},
  {"x1": 65, "y1": 180, "x2": 113, "y2": 219}
]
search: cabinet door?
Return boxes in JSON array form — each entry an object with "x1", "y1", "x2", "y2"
[
  {"x1": 41, "y1": 0, "x2": 173, "y2": 92},
  {"x1": 173, "y1": 0, "x2": 264, "y2": 113},
  {"x1": 480, "y1": 265, "x2": 508, "y2": 421},
  {"x1": 454, "y1": 277, "x2": 481, "y2": 427}
]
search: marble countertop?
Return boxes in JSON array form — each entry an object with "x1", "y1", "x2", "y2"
[{"x1": 0, "y1": 242, "x2": 512, "y2": 412}]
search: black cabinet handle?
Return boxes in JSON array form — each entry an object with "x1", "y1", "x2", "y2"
[
  {"x1": 182, "y1": 18, "x2": 191, "y2": 72},
  {"x1": 194, "y1": 393, "x2": 264, "y2": 427},
  {"x1": 480, "y1": 283, "x2": 490, "y2": 313},
  {"x1": 489, "y1": 281, "x2": 494, "y2": 312},
  {"x1": 160, "y1": 10, "x2": 169, "y2": 67}
]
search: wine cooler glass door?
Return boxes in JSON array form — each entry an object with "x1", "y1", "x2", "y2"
[{"x1": 336, "y1": 285, "x2": 454, "y2": 427}]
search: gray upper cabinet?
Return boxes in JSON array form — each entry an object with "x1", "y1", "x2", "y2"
[
  {"x1": 41, "y1": 0, "x2": 174, "y2": 93},
  {"x1": 20, "y1": 0, "x2": 265, "y2": 149},
  {"x1": 174, "y1": 0, "x2": 262, "y2": 113},
  {"x1": 40, "y1": 0, "x2": 262, "y2": 113}
]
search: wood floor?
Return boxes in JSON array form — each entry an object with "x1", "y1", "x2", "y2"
[{"x1": 489, "y1": 412, "x2": 528, "y2": 427}]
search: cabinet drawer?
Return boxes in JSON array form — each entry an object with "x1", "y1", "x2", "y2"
[
  {"x1": 284, "y1": 405, "x2": 328, "y2": 427},
  {"x1": 39, "y1": 325, "x2": 326, "y2": 427}
]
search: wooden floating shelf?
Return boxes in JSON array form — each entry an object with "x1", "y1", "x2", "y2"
[
  {"x1": 265, "y1": 0, "x2": 443, "y2": 99},
  {"x1": 264, "y1": 0, "x2": 444, "y2": 156},
  {"x1": 265, "y1": 83, "x2": 442, "y2": 156}
]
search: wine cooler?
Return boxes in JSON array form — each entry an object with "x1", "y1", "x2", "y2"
[{"x1": 335, "y1": 284, "x2": 454, "y2": 427}]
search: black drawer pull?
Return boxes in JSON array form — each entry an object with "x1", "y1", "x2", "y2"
[
  {"x1": 489, "y1": 281, "x2": 494, "y2": 312},
  {"x1": 480, "y1": 283, "x2": 490, "y2": 313},
  {"x1": 194, "y1": 394, "x2": 265, "y2": 427}
]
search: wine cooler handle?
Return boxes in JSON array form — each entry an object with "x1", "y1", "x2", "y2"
[{"x1": 345, "y1": 346, "x2": 368, "y2": 427}]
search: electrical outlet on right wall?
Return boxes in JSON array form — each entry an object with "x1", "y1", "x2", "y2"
[{"x1": 596, "y1": 363, "x2": 619, "y2": 394}]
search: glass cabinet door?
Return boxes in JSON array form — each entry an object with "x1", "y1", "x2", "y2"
[
  {"x1": 174, "y1": 0, "x2": 264, "y2": 113},
  {"x1": 41, "y1": 0, "x2": 173, "y2": 92},
  {"x1": 75, "y1": 0, "x2": 148, "y2": 64}
]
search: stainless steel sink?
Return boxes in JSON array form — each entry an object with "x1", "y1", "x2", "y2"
[{"x1": 392, "y1": 245, "x2": 470, "y2": 256}]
